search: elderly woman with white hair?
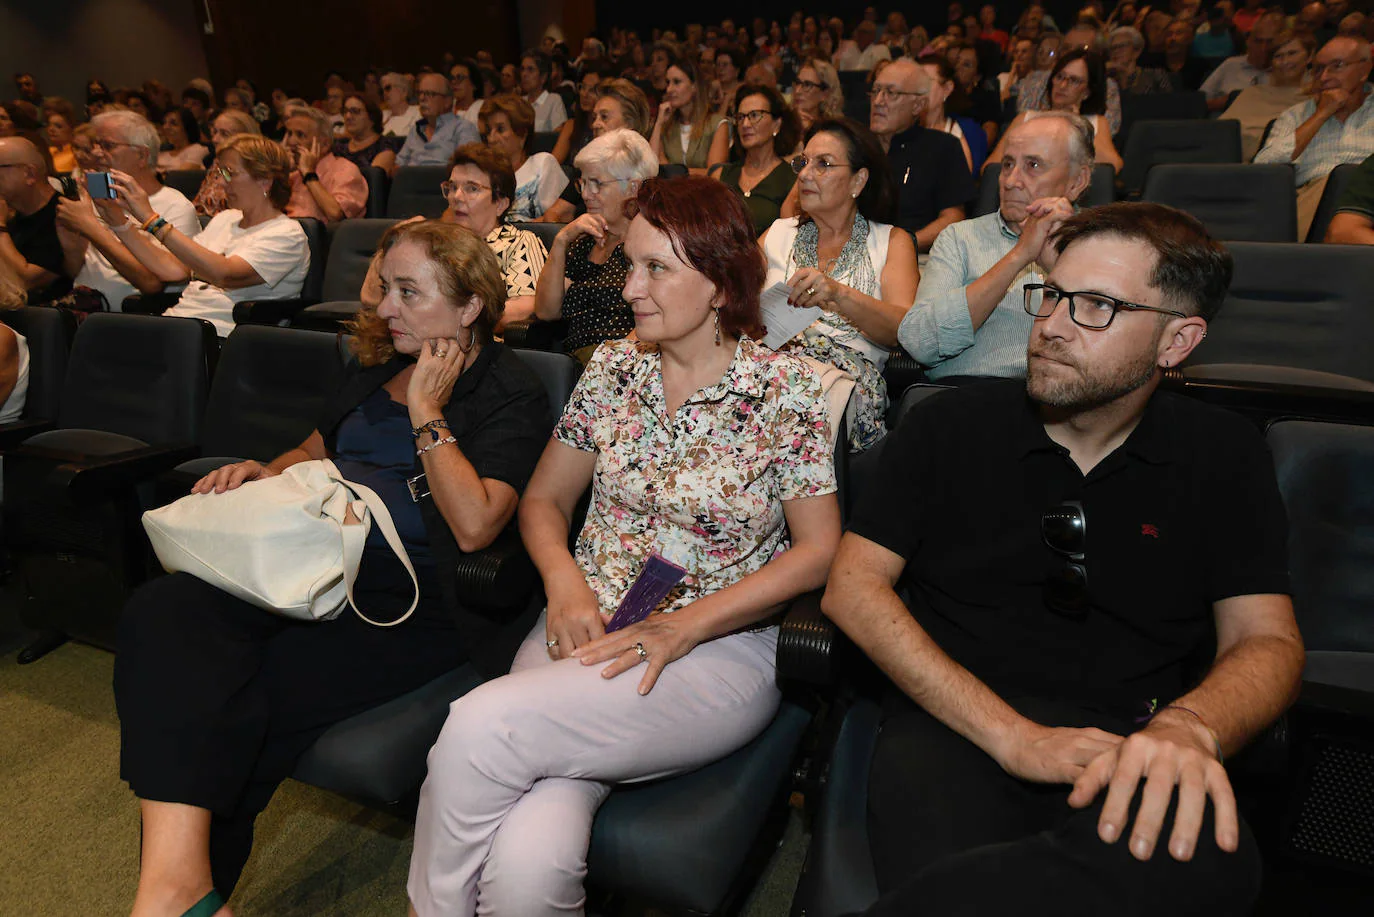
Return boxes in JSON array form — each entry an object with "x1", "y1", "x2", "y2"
[
  {"x1": 533, "y1": 128, "x2": 659, "y2": 363},
  {"x1": 281, "y1": 104, "x2": 368, "y2": 223}
]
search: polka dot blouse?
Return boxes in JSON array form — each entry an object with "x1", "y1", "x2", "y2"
[{"x1": 561, "y1": 234, "x2": 635, "y2": 356}]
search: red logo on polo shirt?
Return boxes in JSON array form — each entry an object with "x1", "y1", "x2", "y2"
[{"x1": 1141, "y1": 524, "x2": 1160, "y2": 538}]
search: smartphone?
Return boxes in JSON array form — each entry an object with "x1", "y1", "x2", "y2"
[
  {"x1": 57, "y1": 175, "x2": 81, "y2": 201},
  {"x1": 85, "y1": 171, "x2": 118, "y2": 200}
]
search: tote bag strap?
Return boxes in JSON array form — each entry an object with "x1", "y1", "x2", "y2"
[{"x1": 339, "y1": 478, "x2": 420, "y2": 627}]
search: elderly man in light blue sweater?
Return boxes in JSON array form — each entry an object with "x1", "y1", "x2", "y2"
[{"x1": 899, "y1": 111, "x2": 1093, "y2": 381}]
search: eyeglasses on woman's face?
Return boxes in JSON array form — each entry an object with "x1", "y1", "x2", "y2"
[
  {"x1": 441, "y1": 180, "x2": 491, "y2": 199},
  {"x1": 793, "y1": 78, "x2": 827, "y2": 92},
  {"x1": 735, "y1": 109, "x2": 775, "y2": 126},
  {"x1": 789, "y1": 154, "x2": 852, "y2": 176}
]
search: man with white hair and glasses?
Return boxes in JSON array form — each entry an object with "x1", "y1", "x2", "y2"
[
  {"x1": 55, "y1": 110, "x2": 200, "y2": 309},
  {"x1": 901, "y1": 111, "x2": 1092, "y2": 381}
]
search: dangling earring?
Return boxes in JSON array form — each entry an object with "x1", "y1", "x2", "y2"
[
  {"x1": 713, "y1": 307, "x2": 722, "y2": 345},
  {"x1": 457, "y1": 325, "x2": 476, "y2": 354}
]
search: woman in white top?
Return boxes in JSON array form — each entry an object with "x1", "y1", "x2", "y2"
[
  {"x1": 918, "y1": 56, "x2": 974, "y2": 172},
  {"x1": 759, "y1": 118, "x2": 919, "y2": 452},
  {"x1": 480, "y1": 94, "x2": 569, "y2": 223},
  {"x1": 104, "y1": 134, "x2": 308, "y2": 336},
  {"x1": 157, "y1": 108, "x2": 208, "y2": 172}
]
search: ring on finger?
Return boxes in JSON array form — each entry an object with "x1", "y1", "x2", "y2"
[
  {"x1": 546, "y1": 638, "x2": 559, "y2": 649},
  {"x1": 806, "y1": 286, "x2": 817, "y2": 296},
  {"x1": 632, "y1": 641, "x2": 648, "y2": 661}
]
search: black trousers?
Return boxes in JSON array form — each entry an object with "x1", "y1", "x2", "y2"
[
  {"x1": 113, "y1": 557, "x2": 466, "y2": 895},
  {"x1": 863, "y1": 697, "x2": 1263, "y2": 917}
]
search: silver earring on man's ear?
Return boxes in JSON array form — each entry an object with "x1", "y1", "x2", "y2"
[{"x1": 713, "y1": 307, "x2": 722, "y2": 345}]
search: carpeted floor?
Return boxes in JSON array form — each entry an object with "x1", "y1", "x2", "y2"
[{"x1": 0, "y1": 591, "x2": 807, "y2": 917}]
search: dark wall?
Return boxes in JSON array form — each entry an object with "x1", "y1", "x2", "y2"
[
  {"x1": 0, "y1": 0, "x2": 209, "y2": 107},
  {"x1": 198, "y1": 0, "x2": 521, "y2": 99}
]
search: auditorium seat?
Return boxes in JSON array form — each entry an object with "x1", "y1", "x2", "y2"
[
  {"x1": 1183, "y1": 242, "x2": 1374, "y2": 391},
  {"x1": 530, "y1": 130, "x2": 560, "y2": 155},
  {"x1": 0, "y1": 306, "x2": 76, "y2": 439},
  {"x1": 1117, "y1": 91, "x2": 1208, "y2": 145},
  {"x1": 975, "y1": 162, "x2": 1116, "y2": 217},
  {"x1": 160, "y1": 325, "x2": 348, "y2": 489},
  {"x1": 1142, "y1": 163, "x2": 1297, "y2": 242},
  {"x1": 1306, "y1": 161, "x2": 1359, "y2": 243},
  {"x1": 162, "y1": 169, "x2": 206, "y2": 201},
  {"x1": 1266, "y1": 419, "x2": 1374, "y2": 876},
  {"x1": 361, "y1": 165, "x2": 389, "y2": 218},
  {"x1": 513, "y1": 220, "x2": 565, "y2": 251},
  {"x1": 3, "y1": 313, "x2": 216, "y2": 662},
  {"x1": 386, "y1": 166, "x2": 449, "y2": 219},
  {"x1": 1118, "y1": 119, "x2": 1242, "y2": 197}
]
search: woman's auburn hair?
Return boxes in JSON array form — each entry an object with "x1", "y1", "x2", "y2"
[
  {"x1": 633, "y1": 176, "x2": 764, "y2": 340},
  {"x1": 348, "y1": 220, "x2": 507, "y2": 367}
]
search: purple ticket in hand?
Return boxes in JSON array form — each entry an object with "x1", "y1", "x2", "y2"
[{"x1": 605, "y1": 553, "x2": 688, "y2": 633}]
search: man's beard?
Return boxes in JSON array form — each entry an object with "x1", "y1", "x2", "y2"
[{"x1": 1026, "y1": 340, "x2": 1160, "y2": 412}]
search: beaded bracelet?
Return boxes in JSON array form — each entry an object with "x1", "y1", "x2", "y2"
[
  {"x1": 416, "y1": 435, "x2": 457, "y2": 457},
  {"x1": 411, "y1": 418, "x2": 451, "y2": 441},
  {"x1": 145, "y1": 216, "x2": 168, "y2": 237}
]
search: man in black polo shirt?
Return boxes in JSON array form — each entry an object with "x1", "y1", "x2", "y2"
[
  {"x1": 0, "y1": 136, "x2": 71, "y2": 304},
  {"x1": 823, "y1": 203, "x2": 1303, "y2": 915},
  {"x1": 870, "y1": 58, "x2": 973, "y2": 251}
]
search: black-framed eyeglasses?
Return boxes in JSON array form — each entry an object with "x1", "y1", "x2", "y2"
[
  {"x1": 1023, "y1": 283, "x2": 1188, "y2": 330},
  {"x1": 1042, "y1": 500, "x2": 1087, "y2": 615},
  {"x1": 789, "y1": 154, "x2": 852, "y2": 176},
  {"x1": 868, "y1": 85, "x2": 929, "y2": 101},
  {"x1": 793, "y1": 78, "x2": 828, "y2": 92}
]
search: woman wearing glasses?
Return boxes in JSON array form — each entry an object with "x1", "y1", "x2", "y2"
[
  {"x1": 790, "y1": 58, "x2": 845, "y2": 133},
  {"x1": 759, "y1": 119, "x2": 919, "y2": 452},
  {"x1": 988, "y1": 49, "x2": 1123, "y2": 174},
  {"x1": 717, "y1": 84, "x2": 800, "y2": 236},
  {"x1": 533, "y1": 129, "x2": 658, "y2": 364},
  {"x1": 105, "y1": 134, "x2": 308, "y2": 336},
  {"x1": 191, "y1": 109, "x2": 262, "y2": 219},
  {"x1": 334, "y1": 92, "x2": 401, "y2": 176}
]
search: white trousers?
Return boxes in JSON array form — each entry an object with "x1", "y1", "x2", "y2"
[{"x1": 407, "y1": 612, "x2": 781, "y2": 916}]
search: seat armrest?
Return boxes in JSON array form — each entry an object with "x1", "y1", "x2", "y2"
[
  {"x1": 121, "y1": 291, "x2": 183, "y2": 315},
  {"x1": 0, "y1": 419, "x2": 56, "y2": 451},
  {"x1": 777, "y1": 591, "x2": 841, "y2": 686},
  {"x1": 7, "y1": 441, "x2": 201, "y2": 501},
  {"x1": 503, "y1": 318, "x2": 567, "y2": 352},
  {"x1": 233, "y1": 298, "x2": 313, "y2": 326},
  {"x1": 453, "y1": 528, "x2": 537, "y2": 614}
]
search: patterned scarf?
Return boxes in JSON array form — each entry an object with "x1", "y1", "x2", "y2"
[{"x1": 790, "y1": 215, "x2": 877, "y2": 298}]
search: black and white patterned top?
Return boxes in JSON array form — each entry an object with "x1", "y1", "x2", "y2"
[{"x1": 485, "y1": 224, "x2": 547, "y2": 299}]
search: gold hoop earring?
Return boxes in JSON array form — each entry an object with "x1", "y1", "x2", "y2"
[{"x1": 457, "y1": 325, "x2": 476, "y2": 354}]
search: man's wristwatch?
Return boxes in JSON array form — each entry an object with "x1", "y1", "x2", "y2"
[{"x1": 303, "y1": 171, "x2": 321, "y2": 184}]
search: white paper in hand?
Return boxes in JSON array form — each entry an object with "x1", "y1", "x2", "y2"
[{"x1": 759, "y1": 282, "x2": 822, "y2": 350}]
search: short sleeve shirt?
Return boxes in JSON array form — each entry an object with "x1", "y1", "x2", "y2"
[
  {"x1": 560, "y1": 234, "x2": 634, "y2": 355},
  {"x1": 508, "y1": 152, "x2": 569, "y2": 221},
  {"x1": 166, "y1": 210, "x2": 308, "y2": 336},
  {"x1": 8, "y1": 192, "x2": 70, "y2": 304},
  {"x1": 554, "y1": 338, "x2": 837, "y2": 618},
  {"x1": 850, "y1": 381, "x2": 1290, "y2": 720},
  {"x1": 886, "y1": 125, "x2": 975, "y2": 234}
]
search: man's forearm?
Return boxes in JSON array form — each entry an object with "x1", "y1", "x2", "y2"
[
  {"x1": 964, "y1": 242, "x2": 1034, "y2": 331},
  {"x1": 1291, "y1": 111, "x2": 1332, "y2": 160},
  {"x1": 305, "y1": 178, "x2": 345, "y2": 223},
  {"x1": 821, "y1": 565, "x2": 1033, "y2": 763},
  {"x1": 1164, "y1": 631, "x2": 1304, "y2": 758}
]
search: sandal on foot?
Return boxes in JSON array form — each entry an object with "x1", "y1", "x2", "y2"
[{"x1": 180, "y1": 889, "x2": 225, "y2": 917}]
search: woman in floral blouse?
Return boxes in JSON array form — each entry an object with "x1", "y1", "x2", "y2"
[{"x1": 407, "y1": 177, "x2": 842, "y2": 915}]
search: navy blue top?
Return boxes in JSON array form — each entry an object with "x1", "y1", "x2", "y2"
[{"x1": 333, "y1": 388, "x2": 432, "y2": 566}]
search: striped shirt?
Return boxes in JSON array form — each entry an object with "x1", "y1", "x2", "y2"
[{"x1": 1254, "y1": 89, "x2": 1374, "y2": 186}]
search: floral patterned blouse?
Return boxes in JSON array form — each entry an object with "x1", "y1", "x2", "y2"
[{"x1": 554, "y1": 337, "x2": 837, "y2": 618}]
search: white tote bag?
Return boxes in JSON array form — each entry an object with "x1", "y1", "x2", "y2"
[{"x1": 142, "y1": 459, "x2": 418, "y2": 626}]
